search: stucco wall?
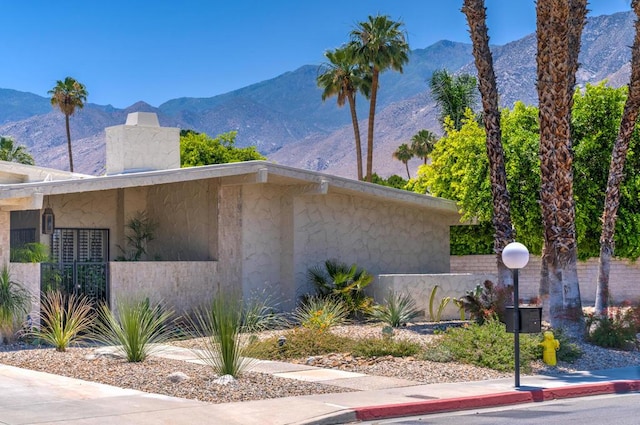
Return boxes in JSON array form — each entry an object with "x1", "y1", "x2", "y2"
[
  {"x1": 147, "y1": 180, "x2": 217, "y2": 261},
  {"x1": 450, "y1": 255, "x2": 640, "y2": 304},
  {"x1": 11, "y1": 263, "x2": 40, "y2": 324},
  {"x1": 292, "y1": 192, "x2": 452, "y2": 300},
  {"x1": 371, "y1": 273, "x2": 495, "y2": 320},
  {"x1": 109, "y1": 261, "x2": 219, "y2": 316}
]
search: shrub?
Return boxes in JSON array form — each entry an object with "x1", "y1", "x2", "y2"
[
  {"x1": 94, "y1": 298, "x2": 175, "y2": 362},
  {"x1": 369, "y1": 291, "x2": 421, "y2": 327},
  {"x1": 0, "y1": 266, "x2": 31, "y2": 343},
  {"x1": 242, "y1": 291, "x2": 287, "y2": 333},
  {"x1": 351, "y1": 337, "x2": 421, "y2": 357},
  {"x1": 190, "y1": 293, "x2": 254, "y2": 377},
  {"x1": 33, "y1": 290, "x2": 93, "y2": 351},
  {"x1": 458, "y1": 280, "x2": 512, "y2": 324},
  {"x1": 307, "y1": 259, "x2": 374, "y2": 317},
  {"x1": 432, "y1": 317, "x2": 540, "y2": 372},
  {"x1": 247, "y1": 327, "x2": 353, "y2": 360},
  {"x1": 551, "y1": 328, "x2": 583, "y2": 362},
  {"x1": 10, "y1": 242, "x2": 49, "y2": 263},
  {"x1": 586, "y1": 308, "x2": 637, "y2": 349},
  {"x1": 293, "y1": 296, "x2": 348, "y2": 332}
]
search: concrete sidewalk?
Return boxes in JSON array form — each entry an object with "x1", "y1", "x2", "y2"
[{"x1": 0, "y1": 346, "x2": 639, "y2": 425}]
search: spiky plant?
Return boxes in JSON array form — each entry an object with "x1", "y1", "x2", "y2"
[
  {"x1": 0, "y1": 266, "x2": 31, "y2": 343},
  {"x1": 370, "y1": 291, "x2": 420, "y2": 327},
  {"x1": 93, "y1": 298, "x2": 175, "y2": 362},
  {"x1": 34, "y1": 290, "x2": 93, "y2": 351},
  {"x1": 293, "y1": 296, "x2": 348, "y2": 332}
]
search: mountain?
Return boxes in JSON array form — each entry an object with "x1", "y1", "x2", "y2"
[{"x1": 0, "y1": 11, "x2": 636, "y2": 178}]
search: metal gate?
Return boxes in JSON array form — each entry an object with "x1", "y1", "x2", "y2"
[{"x1": 41, "y1": 228, "x2": 110, "y2": 306}]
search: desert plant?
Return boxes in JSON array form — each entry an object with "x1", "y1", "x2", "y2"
[
  {"x1": 117, "y1": 211, "x2": 158, "y2": 261},
  {"x1": 293, "y1": 296, "x2": 348, "y2": 332},
  {"x1": 351, "y1": 337, "x2": 421, "y2": 357},
  {"x1": 459, "y1": 280, "x2": 512, "y2": 324},
  {"x1": 241, "y1": 291, "x2": 287, "y2": 333},
  {"x1": 10, "y1": 242, "x2": 49, "y2": 263},
  {"x1": 306, "y1": 259, "x2": 374, "y2": 316},
  {"x1": 428, "y1": 285, "x2": 451, "y2": 322},
  {"x1": 33, "y1": 290, "x2": 93, "y2": 351},
  {"x1": 452, "y1": 298, "x2": 466, "y2": 320},
  {"x1": 586, "y1": 308, "x2": 637, "y2": 349},
  {"x1": 369, "y1": 291, "x2": 420, "y2": 327},
  {"x1": 191, "y1": 293, "x2": 255, "y2": 377},
  {"x1": 247, "y1": 327, "x2": 353, "y2": 360},
  {"x1": 93, "y1": 298, "x2": 175, "y2": 362},
  {"x1": 0, "y1": 266, "x2": 31, "y2": 343}
]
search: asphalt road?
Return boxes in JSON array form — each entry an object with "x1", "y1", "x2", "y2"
[{"x1": 359, "y1": 392, "x2": 640, "y2": 424}]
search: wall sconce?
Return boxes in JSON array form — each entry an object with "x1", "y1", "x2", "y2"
[{"x1": 42, "y1": 207, "x2": 55, "y2": 235}]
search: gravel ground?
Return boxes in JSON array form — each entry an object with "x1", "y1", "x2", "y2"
[{"x1": 1, "y1": 321, "x2": 639, "y2": 404}]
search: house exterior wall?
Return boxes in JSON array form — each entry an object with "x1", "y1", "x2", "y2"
[
  {"x1": 0, "y1": 211, "x2": 10, "y2": 264},
  {"x1": 11, "y1": 263, "x2": 40, "y2": 324},
  {"x1": 450, "y1": 255, "x2": 640, "y2": 305},
  {"x1": 218, "y1": 185, "x2": 243, "y2": 290}
]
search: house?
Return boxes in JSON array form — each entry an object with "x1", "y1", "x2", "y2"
[{"x1": 0, "y1": 112, "x2": 462, "y2": 317}]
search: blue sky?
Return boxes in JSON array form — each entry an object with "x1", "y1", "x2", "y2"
[{"x1": 1, "y1": 0, "x2": 631, "y2": 108}]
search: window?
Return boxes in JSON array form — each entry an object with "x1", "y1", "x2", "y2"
[{"x1": 51, "y1": 229, "x2": 109, "y2": 263}]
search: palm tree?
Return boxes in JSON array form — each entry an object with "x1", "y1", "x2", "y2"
[
  {"x1": 462, "y1": 0, "x2": 514, "y2": 287},
  {"x1": 317, "y1": 45, "x2": 371, "y2": 180},
  {"x1": 350, "y1": 15, "x2": 409, "y2": 182},
  {"x1": 410, "y1": 130, "x2": 437, "y2": 165},
  {"x1": 595, "y1": 0, "x2": 640, "y2": 316},
  {"x1": 48, "y1": 77, "x2": 88, "y2": 172},
  {"x1": 536, "y1": 0, "x2": 587, "y2": 336},
  {"x1": 429, "y1": 69, "x2": 478, "y2": 131},
  {"x1": 392, "y1": 143, "x2": 414, "y2": 179},
  {"x1": 0, "y1": 136, "x2": 34, "y2": 165}
]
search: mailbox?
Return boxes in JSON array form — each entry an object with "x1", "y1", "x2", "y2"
[{"x1": 503, "y1": 307, "x2": 542, "y2": 333}]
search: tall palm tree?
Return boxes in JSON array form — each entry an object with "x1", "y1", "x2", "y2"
[
  {"x1": 536, "y1": 0, "x2": 587, "y2": 336},
  {"x1": 462, "y1": 0, "x2": 514, "y2": 287},
  {"x1": 595, "y1": 0, "x2": 640, "y2": 316},
  {"x1": 317, "y1": 46, "x2": 371, "y2": 180},
  {"x1": 392, "y1": 143, "x2": 414, "y2": 179},
  {"x1": 429, "y1": 69, "x2": 478, "y2": 131},
  {"x1": 0, "y1": 136, "x2": 34, "y2": 165},
  {"x1": 351, "y1": 15, "x2": 409, "y2": 182},
  {"x1": 48, "y1": 77, "x2": 88, "y2": 172},
  {"x1": 410, "y1": 130, "x2": 437, "y2": 165}
]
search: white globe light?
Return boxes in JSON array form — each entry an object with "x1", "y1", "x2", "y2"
[{"x1": 502, "y1": 242, "x2": 530, "y2": 269}]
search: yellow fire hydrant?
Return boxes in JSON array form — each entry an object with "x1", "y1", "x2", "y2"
[{"x1": 540, "y1": 330, "x2": 560, "y2": 366}]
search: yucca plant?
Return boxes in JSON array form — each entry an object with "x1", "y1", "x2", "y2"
[
  {"x1": 34, "y1": 290, "x2": 93, "y2": 351},
  {"x1": 93, "y1": 298, "x2": 175, "y2": 362},
  {"x1": 370, "y1": 291, "x2": 421, "y2": 327},
  {"x1": 241, "y1": 291, "x2": 287, "y2": 333},
  {"x1": 0, "y1": 266, "x2": 31, "y2": 343},
  {"x1": 293, "y1": 296, "x2": 348, "y2": 332},
  {"x1": 191, "y1": 293, "x2": 255, "y2": 377}
]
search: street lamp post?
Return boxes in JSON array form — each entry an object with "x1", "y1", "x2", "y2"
[{"x1": 502, "y1": 242, "x2": 529, "y2": 388}]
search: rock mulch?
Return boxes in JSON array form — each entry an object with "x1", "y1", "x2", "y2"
[{"x1": 1, "y1": 321, "x2": 639, "y2": 404}]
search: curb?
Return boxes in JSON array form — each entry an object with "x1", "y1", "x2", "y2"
[{"x1": 354, "y1": 380, "x2": 640, "y2": 421}]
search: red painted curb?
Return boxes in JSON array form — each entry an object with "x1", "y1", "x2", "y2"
[{"x1": 354, "y1": 380, "x2": 640, "y2": 421}]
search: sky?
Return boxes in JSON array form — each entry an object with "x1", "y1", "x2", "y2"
[{"x1": 1, "y1": 0, "x2": 632, "y2": 108}]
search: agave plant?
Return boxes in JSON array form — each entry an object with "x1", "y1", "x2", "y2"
[
  {"x1": 34, "y1": 290, "x2": 93, "y2": 351},
  {"x1": 93, "y1": 297, "x2": 175, "y2": 362},
  {"x1": 370, "y1": 291, "x2": 420, "y2": 327},
  {"x1": 0, "y1": 266, "x2": 31, "y2": 343}
]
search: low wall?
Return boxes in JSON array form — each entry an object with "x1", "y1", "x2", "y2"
[
  {"x1": 450, "y1": 255, "x2": 640, "y2": 305},
  {"x1": 11, "y1": 263, "x2": 40, "y2": 324},
  {"x1": 109, "y1": 261, "x2": 220, "y2": 316},
  {"x1": 370, "y1": 273, "x2": 495, "y2": 320}
]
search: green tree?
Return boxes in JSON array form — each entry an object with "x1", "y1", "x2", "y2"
[
  {"x1": 429, "y1": 69, "x2": 478, "y2": 131},
  {"x1": 0, "y1": 136, "x2": 34, "y2": 165},
  {"x1": 350, "y1": 15, "x2": 409, "y2": 182},
  {"x1": 180, "y1": 131, "x2": 265, "y2": 167},
  {"x1": 392, "y1": 143, "x2": 414, "y2": 179},
  {"x1": 48, "y1": 77, "x2": 88, "y2": 172},
  {"x1": 410, "y1": 130, "x2": 437, "y2": 165},
  {"x1": 317, "y1": 45, "x2": 370, "y2": 180}
]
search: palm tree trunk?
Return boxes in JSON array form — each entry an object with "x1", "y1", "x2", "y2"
[
  {"x1": 404, "y1": 162, "x2": 410, "y2": 179},
  {"x1": 347, "y1": 93, "x2": 364, "y2": 180},
  {"x1": 65, "y1": 114, "x2": 74, "y2": 172},
  {"x1": 596, "y1": 0, "x2": 640, "y2": 316},
  {"x1": 366, "y1": 67, "x2": 380, "y2": 182},
  {"x1": 536, "y1": 0, "x2": 587, "y2": 337},
  {"x1": 462, "y1": 0, "x2": 514, "y2": 287}
]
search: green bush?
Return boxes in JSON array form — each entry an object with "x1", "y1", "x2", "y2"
[
  {"x1": 247, "y1": 327, "x2": 353, "y2": 360},
  {"x1": 0, "y1": 266, "x2": 32, "y2": 343},
  {"x1": 369, "y1": 291, "x2": 421, "y2": 327},
  {"x1": 586, "y1": 310, "x2": 637, "y2": 349},
  {"x1": 10, "y1": 243, "x2": 49, "y2": 263},
  {"x1": 94, "y1": 298, "x2": 175, "y2": 362},
  {"x1": 552, "y1": 328, "x2": 583, "y2": 362},
  {"x1": 293, "y1": 296, "x2": 348, "y2": 332},
  {"x1": 351, "y1": 337, "x2": 421, "y2": 357},
  {"x1": 242, "y1": 292, "x2": 288, "y2": 333},
  {"x1": 34, "y1": 290, "x2": 94, "y2": 351},
  {"x1": 432, "y1": 318, "x2": 540, "y2": 373}
]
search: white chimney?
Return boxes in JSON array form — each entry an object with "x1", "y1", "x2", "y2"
[{"x1": 105, "y1": 112, "x2": 180, "y2": 175}]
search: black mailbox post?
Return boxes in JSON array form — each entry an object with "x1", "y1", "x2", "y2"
[{"x1": 504, "y1": 306, "x2": 542, "y2": 333}]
